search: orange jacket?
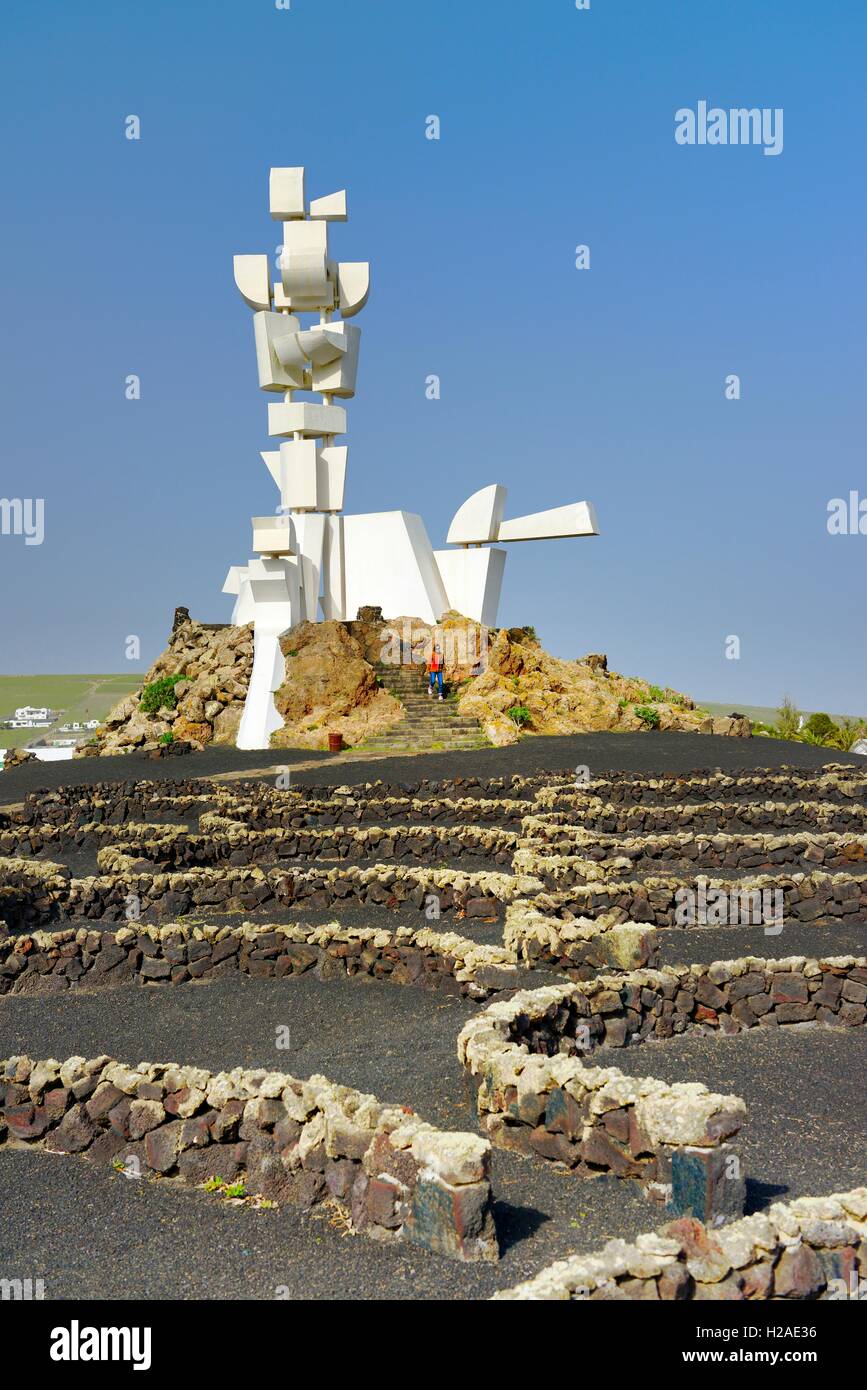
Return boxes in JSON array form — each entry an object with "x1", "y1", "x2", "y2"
[{"x1": 428, "y1": 651, "x2": 442, "y2": 672}]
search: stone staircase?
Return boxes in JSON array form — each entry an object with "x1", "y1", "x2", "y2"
[{"x1": 353, "y1": 662, "x2": 488, "y2": 755}]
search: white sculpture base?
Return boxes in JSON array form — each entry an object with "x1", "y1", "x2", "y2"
[{"x1": 236, "y1": 629, "x2": 286, "y2": 750}]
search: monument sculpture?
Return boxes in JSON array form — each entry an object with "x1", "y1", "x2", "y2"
[{"x1": 225, "y1": 167, "x2": 599, "y2": 747}]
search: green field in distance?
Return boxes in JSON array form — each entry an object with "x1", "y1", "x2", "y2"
[{"x1": 0, "y1": 674, "x2": 141, "y2": 749}]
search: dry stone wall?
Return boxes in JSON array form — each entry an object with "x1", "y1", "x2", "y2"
[
  {"x1": 493, "y1": 1188, "x2": 867, "y2": 1299},
  {"x1": 0, "y1": 1052, "x2": 498, "y2": 1262},
  {"x1": 0, "y1": 919, "x2": 526, "y2": 999}
]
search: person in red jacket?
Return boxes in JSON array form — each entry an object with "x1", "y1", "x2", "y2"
[{"x1": 427, "y1": 644, "x2": 444, "y2": 700}]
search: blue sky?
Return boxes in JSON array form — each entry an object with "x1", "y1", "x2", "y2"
[{"x1": 0, "y1": 0, "x2": 864, "y2": 714}]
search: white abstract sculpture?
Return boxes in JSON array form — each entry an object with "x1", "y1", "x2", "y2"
[{"x1": 225, "y1": 167, "x2": 600, "y2": 748}]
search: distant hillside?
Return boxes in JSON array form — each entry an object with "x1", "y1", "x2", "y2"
[
  {"x1": 701, "y1": 701, "x2": 865, "y2": 727},
  {"x1": 0, "y1": 675, "x2": 140, "y2": 750}
]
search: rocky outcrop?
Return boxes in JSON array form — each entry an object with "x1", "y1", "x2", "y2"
[
  {"x1": 456, "y1": 628, "x2": 734, "y2": 747},
  {"x1": 1, "y1": 748, "x2": 36, "y2": 774},
  {"x1": 81, "y1": 618, "x2": 253, "y2": 757},
  {"x1": 82, "y1": 607, "x2": 751, "y2": 756},
  {"x1": 271, "y1": 621, "x2": 404, "y2": 750}
]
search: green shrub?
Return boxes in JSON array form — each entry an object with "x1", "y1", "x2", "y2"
[
  {"x1": 140, "y1": 674, "x2": 185, "y2": 715},
  {"x1": 159, "y1": 731, "x2": 174, "y2": 745},
  {"x1": 804, "y1": 711, "x2": 839, "y2": 743},
  {"x1": 646, "y1": 685, "x2": 665, "y2": 702},
  {"x1": 833, "y1": 717, "x2": 867, "y2": 751},
  {"x1": 634, "y1": 704, "x2": 661, "y2": 729},
  {"x1": 507, "y1": 704, "x2": 532, "y2": 728}
]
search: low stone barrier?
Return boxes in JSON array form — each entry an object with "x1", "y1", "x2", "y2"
[
  {"x1": 535, "y1": 766, "x2": 866, "y2": 810},
  {"x1": 0, "y1": 919, "x2": 530, "y2": 999},
  {"x1": 527, "y1": 799, "x2": 867, "y2": 838},
  {"x1": 0, "y1": 858, "x2": 538, "y2": 930},
  {"x1": 0, "y1": 1053, "x2": 499, "y2": 1262},
  {"x1": 212, "y1": 791, "x2": 534, "y2": 830},
  {"x1": 536, "y1": 870, "x2": 867, "y2": 929},
  {"x1": 0, "y1": 857, "x2": 71, "y2": 930},
  {"x1": 492, "y1": 1188, "x2": 867, "y2": 1299},
  {"x1": 492, "y1": 955, "x2": 867, "y2": 1049},
  {"x1": 514, "y1": 829, "x2": 867, "y2": 889},
  {"x1": 504, "y1": 902, "x2": 660, "y2": 979},
  {"x1": 458, "y1": 985, "x2": 748, "y2": 1222},
  {"x1": 84, "y1": 819, "x2": 519, "y2": 871}
]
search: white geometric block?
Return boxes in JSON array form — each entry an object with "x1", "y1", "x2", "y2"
[
  {"x1": 496, "y1": 501, "x2": 599, "y2": 543},
  {"x1": 318, "y1": 446, "x2": 347, "y2": 511},
  {"x1": 434, "y1": 547, "x2": 506, "y2": 626},
  {"x1": 260, "y1": 451, "x2": 281, "y2": 489},
  {"x1": 447, "y1": 484, "x2": 508, "y2": 545},
  {"x1": 253, "y1": 311, "x2": 305, "y2": 391},
  {"x1": 311, "y1": 322, "x2": 361, "y2": 398},
  {"x1": 342, "y1": 512, "x2": 449, "y2": 625},
  {"x1": 337, "y1": 262, "x2": 370, "y2": 318},
  {"x1": 267, "y1": 402, "x2": 346, "y2": 439},
  {"x1": 279, "y1": 219, "x2": 332, "y2": 309},
  {"x1": 245, "y1": 555, "x2": 300, "y2": 629},
  {"x1": 233, "y1": 255, "x2": 271, "y2": 310},
  {"x1": 309, "y1": 190, "x2": 347, "y2": 221},
  {"x1": 269, "y1": 167, "x2": 305, "y2": 221},
  {"x1": 321, "y1": 514, "x2": 345, "y2": 620},
  {"x1": 294, "y1": 510, "x2": 327, "y2": 623},
  {"x1": 279, "y1": 440, "x2": 319, "y2": 510},
  {"x1": 252, "y1": 514, "x2": 295, "y2": 555},
  {"x1": 222, "y1": 564, "x2": 246, "y2": 596}
]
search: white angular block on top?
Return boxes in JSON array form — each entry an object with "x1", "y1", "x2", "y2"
[
  {"x1": 447, "y1": 484, "x2": 508, "y2": 545},
  {"x1": 252, "y1": 514, "x2": 295, "y2": 555},
  {"x1": 309, "y1": 189, "x2": 347, "y2": 221},
  {"x1": 434, "y1": 547, "x2": 506, "y2": 627},
  {"x1": 342, "y1": 512, "x2": 449, "y2": 625},
  {"x1": 267, "y1": 401, "x2": 347, "y2": 439},
  {"x1": 497, "y1": 501, "x2": 599, "y2": 543},
  {"x1": 337, "y1": 262, "x2": 370, "y2": 318},
  {"x1": 233, "y1": 255, "x2": 271, "y2": 310},
  {"x1": 269, "y1": 167, "x2": 305, "y2": 220},
  {"x1": 279, "y1": 219, "x2": 331, "y2": 309},
  {"x1": 253, "y1": 311, "x2": 305, "y2": 391}
]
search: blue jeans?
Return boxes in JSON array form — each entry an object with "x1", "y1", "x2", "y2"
[{"x1": 429, "y1": 670, "x2": 443, "y2": 694}]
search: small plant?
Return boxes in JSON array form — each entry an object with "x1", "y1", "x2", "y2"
[
  {"x1": 159, "y1": 731, "x2": 174, "y2": 745},
  {"x1": 834, "y1": 717, "x2": 867, "y2": 752},
  {"x1": 139, "y1": 674, "x2": 185, "y2": 715},
  {"x1": 203, "y1": 1175, "x2": 225, "y2": 1192},
  {"x1": 617, "y1": 697, "x2": 629, "y2": 709},
  {"x1": 775, "y1": 696, "x2": 802, "y2": 741},
  {"x1": 633, "y1": 704, "x2": 661, "y2": 729},
  {"x1": 507, "y1": 704, "x2": 532, "y2": 728},
  {"x1": 646, "y1": 685, "x2": 665, "y2": 702},
  {"x1": 223, "y1": 1180, "x2": 247, "y2": 1199}
]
